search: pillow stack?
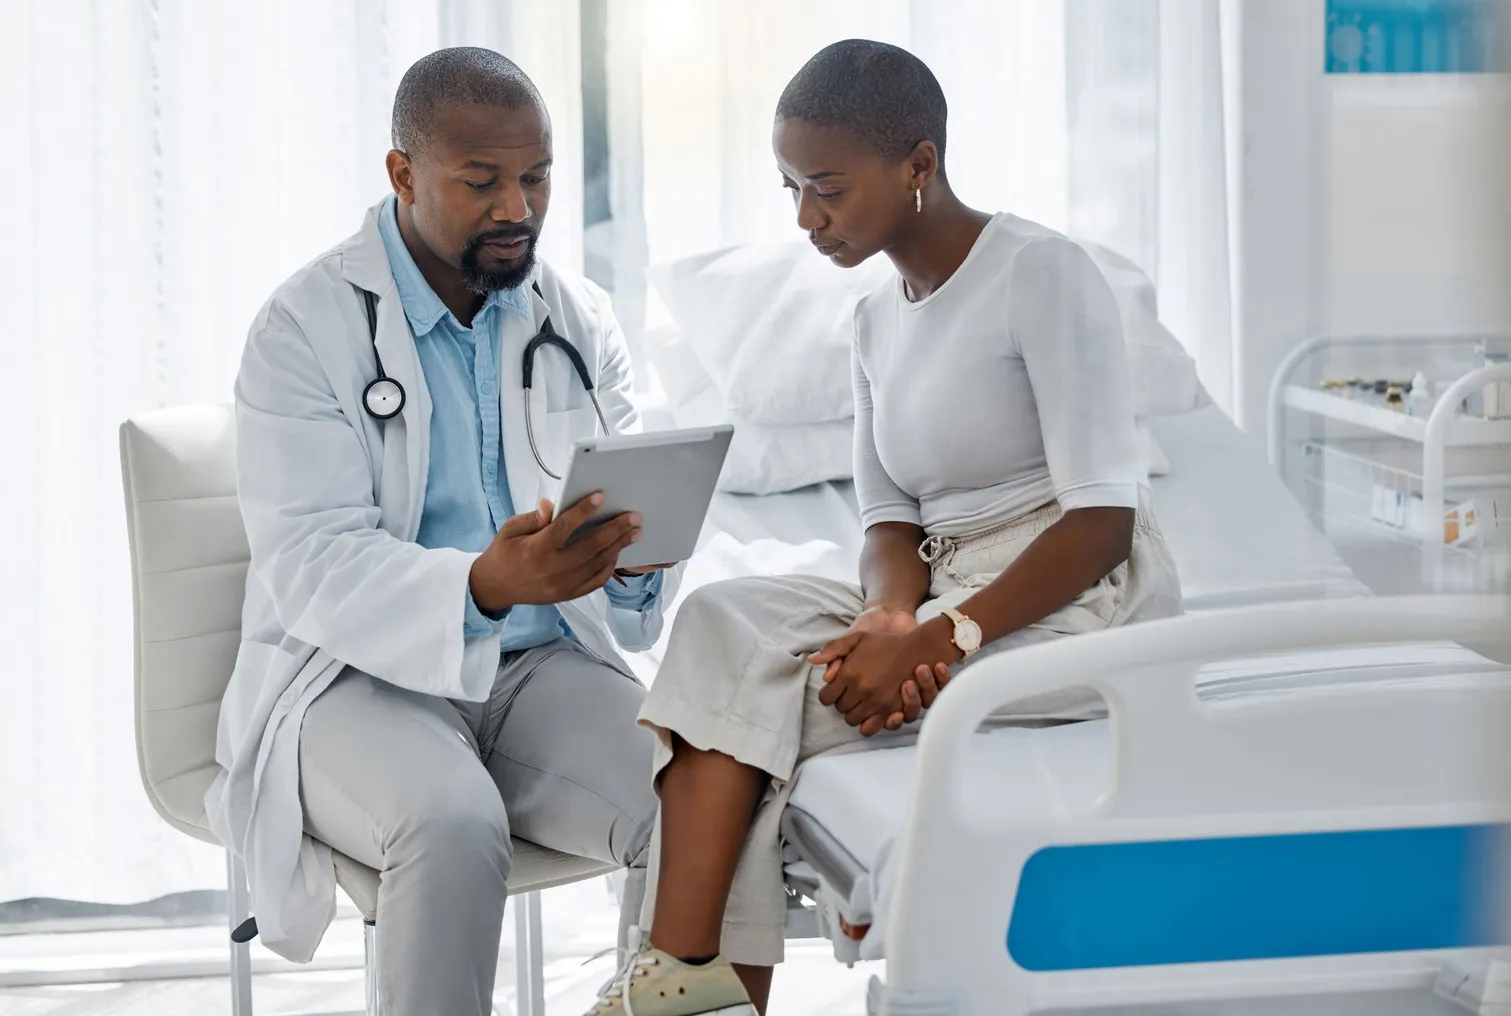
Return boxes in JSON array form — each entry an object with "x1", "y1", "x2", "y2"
[
  {"x1": 643, "y1": 237, "x2": 1206, "y2": 495},
  {"x1": 645, "y1": 243, "x2": 893, "y2": 495},
  {"x1": 1078, "y1": 242, "x2": 1211, "y2": 421}
]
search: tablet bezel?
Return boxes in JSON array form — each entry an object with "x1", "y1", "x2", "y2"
[{"x1": 554, "y1": 424, "x2": 734, "y2": 570}]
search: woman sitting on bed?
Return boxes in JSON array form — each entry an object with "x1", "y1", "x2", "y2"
[{"x1": 588, "y1": 39, "x2": 1183, "y2": 1016}]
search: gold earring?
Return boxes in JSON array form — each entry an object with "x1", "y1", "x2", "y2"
[{"x1": 915, "y1": 187, "x2": 923, "y2": 213}]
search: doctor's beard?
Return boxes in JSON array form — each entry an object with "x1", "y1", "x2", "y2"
[{"x1": 460, "y1": 227, "x2": 539, "y2": 295}]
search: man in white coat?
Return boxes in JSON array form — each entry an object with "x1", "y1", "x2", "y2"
[{"x1": 206, "y1": 47, "x2": 681, "y2": 1014}]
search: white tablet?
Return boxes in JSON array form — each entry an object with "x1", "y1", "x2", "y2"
[{"x1": 555, "y1": 425, "x2": 735, "y2": 570}]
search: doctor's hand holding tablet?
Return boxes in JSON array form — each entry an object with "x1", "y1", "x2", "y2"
[
  {"x1": 466, "y1": 494, "x2": 643, "y2": 614},
  {"x1": 468, "y1": 424, "x2": 734, "y2": 614}
]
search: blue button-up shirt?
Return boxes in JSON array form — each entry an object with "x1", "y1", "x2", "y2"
[{"x1": 377, "y1": 198, "x2": 659, "y2": 651}]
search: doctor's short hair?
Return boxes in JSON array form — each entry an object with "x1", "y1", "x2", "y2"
[
  {"x1": 391, "y1": 47, "x2": 546, "y2": 154},
  {"x1": 775, "y1": 39, "x2": 947, "y2": 165}
]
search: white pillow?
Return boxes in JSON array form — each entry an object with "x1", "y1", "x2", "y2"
[
  {"x1": 716, "y1": 419, "x2": 854, "y2": 496},
  {"x1": 642, "y1": 327, "x2": 854, "y2": 496},
  {"x1": 645, "y1": 325, "x2": 1165, "y2": 489},
  {"x1": 648, "y1": 236, "x2": 1209, "y2": 425},
  {"x1": 1077, "y1": 241, "x2": 1211, "y2": 418},
  {"x1": 647, "y1": 243, "x2": 893, "y2": 426},
  {"x1": 641, "y1": 324, "x2": 714, "y2": 412}
]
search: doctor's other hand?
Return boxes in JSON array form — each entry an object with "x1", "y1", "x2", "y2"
[{"x1": 468, "y1": 494, "x2": 643, "y2": 613}]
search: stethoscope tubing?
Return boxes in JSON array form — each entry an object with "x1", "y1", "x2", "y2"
[{"x1": 357, "y1": 282, "x2": 612, "y2": 478}]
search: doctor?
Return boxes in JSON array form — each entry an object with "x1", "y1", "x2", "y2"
[{"x1": 207, "y1": 47, "x2": 680, "y2": 1015}]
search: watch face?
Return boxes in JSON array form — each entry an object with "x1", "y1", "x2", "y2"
[{"x1": 955, "y1": 618, "x2": 983, "y2": 653}]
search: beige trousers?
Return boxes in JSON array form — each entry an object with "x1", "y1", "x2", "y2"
[{"x1": 637, "y1": 494, "x2": 1182, "y2": 965}]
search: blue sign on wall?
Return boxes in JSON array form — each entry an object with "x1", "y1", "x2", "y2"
[{"x1": 1326, "y1": 0, "x2": 1503, "y2": 73}]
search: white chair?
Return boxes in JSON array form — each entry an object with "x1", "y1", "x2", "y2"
[{"x1": 121, "y1": 404, "x2": 618, "y2": 1016}]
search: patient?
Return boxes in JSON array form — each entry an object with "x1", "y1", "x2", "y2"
[{"x1": 587, "y1": 40, "x2": 1183, "y2": 1016}]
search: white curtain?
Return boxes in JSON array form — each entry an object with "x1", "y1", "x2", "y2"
[
  {"x1": 616, "y1": 0, "x2": 1238, "y2": 414},
  {"x1": 441, "y1": 0, "x2": 587, "y2": 274},
  {"x1": 0, "y1": 0, "x2": 1238, "y2": 908},
  {"x1": 629, "y1": 0, "x2": 1065, "y2": 269},
  {"x1": 0, "y1": 0, "x2": 584, "y2": 907}
]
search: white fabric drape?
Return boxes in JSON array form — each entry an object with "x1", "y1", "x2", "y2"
[
  {"x1": 441, "y1": 0, "x2": 587, "y2": 274},
  {"x1": 634, "y1": 0, "x2": 1064, "y2": 268},
  {"x1": 0, "y1": 0, "x2": 583, "y2": 906},
  {"x1": 1156, "y1": 0, "x2": 1237, "y2": 415},
  {"x1": 1, "y1": 0, "x2": 1237, "y2": 908},
  {"x1": 621, "y1": 0, "x2": 1237, "y2": 415}
]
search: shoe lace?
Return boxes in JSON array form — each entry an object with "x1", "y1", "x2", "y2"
[{"x1": 588, "y1": 948, "x2": 659, "y2": 1016}]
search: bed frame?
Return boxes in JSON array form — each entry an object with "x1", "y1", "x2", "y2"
[{"x1": 783, "y1": 594, "x2": 1511, "y2": 1015}]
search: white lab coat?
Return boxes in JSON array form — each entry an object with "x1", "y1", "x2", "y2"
[{"x1": 205, "y1": 201, "x2": 683, "y2": 962}]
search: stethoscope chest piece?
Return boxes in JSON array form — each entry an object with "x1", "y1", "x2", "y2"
[
  {"x1": 355, "y1": 280, "x2": 609, "y2": 477},
  {"x1": 358, "y1": 286, "x2": 407, "y2": 421},
  {"x1": 363, "y1": 376, "x2": 406, "y2": 420}
]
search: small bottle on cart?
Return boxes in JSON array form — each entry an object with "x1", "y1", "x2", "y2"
[
  {"x1": 1482, "y1": 339, "x2": 1511, "y2": 420},
  {"x1": 1407, "y1": 370, "x2": 1433, "y2": 417}
]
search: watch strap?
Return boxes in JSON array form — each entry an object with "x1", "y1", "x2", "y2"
[{"x1": 940, "y1": 606, "x2": 978, "y2": 656}]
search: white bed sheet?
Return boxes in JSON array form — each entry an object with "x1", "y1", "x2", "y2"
[{"x1": 1146, "y1": 406, "x2": 1370, "y2": 608}]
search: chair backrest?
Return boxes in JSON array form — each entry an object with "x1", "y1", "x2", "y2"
[{"x1": 120, "y1": 405, "x2": 246, "y2": 844}]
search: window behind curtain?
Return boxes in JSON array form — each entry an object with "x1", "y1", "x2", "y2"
[{"x1": 581, "y1": 0, "x2": 615, "y2": 292}]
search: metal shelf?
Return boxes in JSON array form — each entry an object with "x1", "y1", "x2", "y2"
[
  {"x1": 1282, "y1": 385, "x2": 1511, "y2": 447},
  {"x1": 1300, "y1": 441, "x2": 1508, "y2": 547},
  {"x1": 1269, "y1": 335, "x2": 1511, "y2": 593}
]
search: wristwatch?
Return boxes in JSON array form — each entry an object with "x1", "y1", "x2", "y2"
[{"x1": 940, "y1": 607, "x2": 983, "y2": 658}]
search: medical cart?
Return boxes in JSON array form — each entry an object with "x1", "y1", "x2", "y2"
[{"x1": 1268, "y1": 334, "x2": 1511, "y2": 594}]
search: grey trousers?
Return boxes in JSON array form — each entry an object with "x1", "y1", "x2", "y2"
[{"x1": 299, "y1": 639, "x2": 658, "y2": 1016}]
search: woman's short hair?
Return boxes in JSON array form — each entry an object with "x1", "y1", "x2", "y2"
[{"x1": 776, "y1": 39, "x2": 947, "y2": 164}]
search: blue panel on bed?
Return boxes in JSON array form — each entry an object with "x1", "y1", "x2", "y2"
[{"x1": 1007, "y1": 824, "x2": 1510, "y2": 971}]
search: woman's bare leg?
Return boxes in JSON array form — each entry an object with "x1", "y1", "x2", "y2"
[
  {"x1": 731, "y1": 965, "x2": 773, "y2": 1012},
  {"x1": 648, "y1": 736, "x2": 772, "y2": 1010}
]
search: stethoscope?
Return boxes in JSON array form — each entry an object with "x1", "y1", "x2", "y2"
[{"x1": 358, "y1": 281, "x2": 613, "y2": 479}]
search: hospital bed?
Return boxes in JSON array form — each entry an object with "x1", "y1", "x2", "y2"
[{"x1": 639, "y1": 403, "x2": 1511, "y2": 1014}]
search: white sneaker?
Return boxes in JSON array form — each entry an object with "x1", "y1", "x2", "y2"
[{"x1": 586, "y1": 946, "x2": 756, "y2": 1016}]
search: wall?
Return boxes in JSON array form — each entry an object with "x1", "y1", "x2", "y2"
[
  {"x1": 1227, "y1": 0, "x2": 1510, "y2": 432},
  {"x1": 1325, "y1": 74, "x2": 1511, "y2": 338}
]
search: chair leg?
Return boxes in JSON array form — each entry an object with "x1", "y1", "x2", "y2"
[
  {"x1": 513, "y1": 892, "x2": 545, "y2": 1016},
  {"x1": 226, "y1": 849, "x2": 255, "y2": 1016},
  {"x1": 364, "y1": 919, "x2": 378, "y2": 1016}
]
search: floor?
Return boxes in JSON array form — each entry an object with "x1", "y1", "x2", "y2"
[
  {"x1": 0, "y1": 866, "x2": 1484, "y2": 1016},
  {"x1": 0, "y1": 879, "x2": 878, "y2": 1016}
]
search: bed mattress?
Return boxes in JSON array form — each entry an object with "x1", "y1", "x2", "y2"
[{"x1": 1145, "y1": 407, "x2": 1369, "y2": 608}]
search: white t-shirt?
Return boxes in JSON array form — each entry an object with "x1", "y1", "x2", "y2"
[{"x1": 852, "y1": 213, "x2": 1141, "y2": 538}]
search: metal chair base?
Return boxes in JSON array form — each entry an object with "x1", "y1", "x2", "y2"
[{"x1": 227, "y1": 849, "x2": 546, "y2": 1016}]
